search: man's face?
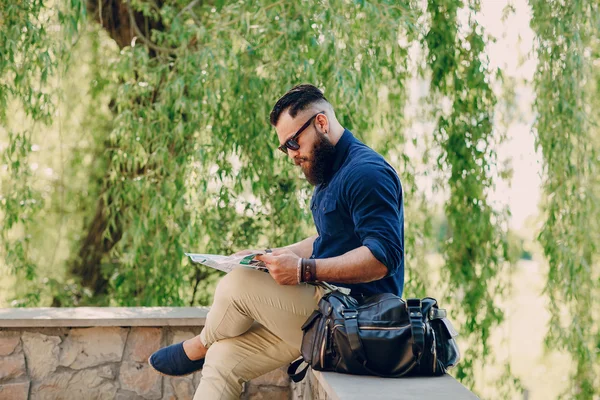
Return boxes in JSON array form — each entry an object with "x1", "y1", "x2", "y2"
[{"x1": 275, "y1": 109, "x2": 336, "y2": 186}]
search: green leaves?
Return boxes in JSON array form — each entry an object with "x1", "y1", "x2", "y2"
[
  {"x1": 530, "y1": 0, "x2": 600, "y2": 397},
  {"x1": 425, "y1": 0, "x2": 511, "y2": 392},
  {"x1": 63, "y1": 0, "x2": 421, "y2": 306},
  {"x1": 2, "y1": 1, "x2": 598, "y2": 397}
]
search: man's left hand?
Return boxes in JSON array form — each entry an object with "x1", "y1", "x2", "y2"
[{"x1": 255, "y1": 249, "x2": 300, "y2": 286}]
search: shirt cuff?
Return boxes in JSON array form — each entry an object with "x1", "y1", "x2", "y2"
[{"x1": 363, "y1": 238, "x2": 395, "y2": 276}]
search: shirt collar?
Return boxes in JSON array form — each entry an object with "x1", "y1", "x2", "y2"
[{"x1": 331, "y1": 129, "x2": 353, "y2": 174}]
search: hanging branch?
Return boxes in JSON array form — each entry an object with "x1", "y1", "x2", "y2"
[
  {"x1": 530, "y1": 1, "x2": 599, "y2": 398},
  {"x1": 425, "y1": 0, "x2": 510, "y2": 392},
  {"x1": 126, "y1": 0, "x2": 178, "y2": 54}
]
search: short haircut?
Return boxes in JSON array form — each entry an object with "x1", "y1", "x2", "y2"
[{"x1": 270, "y1": 84, "x2": 329, "y2": 126}]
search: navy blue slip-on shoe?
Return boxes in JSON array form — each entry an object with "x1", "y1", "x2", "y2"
[{"x1": 148, "y1": 341, "x2": 205, "y2": 377}]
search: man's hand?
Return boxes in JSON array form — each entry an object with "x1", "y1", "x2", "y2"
[{"x1": 255, "y1": 248, "x2": 300, "y2": 286}]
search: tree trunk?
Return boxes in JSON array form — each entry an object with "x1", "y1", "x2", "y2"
[{"x1": 61, "y1": 0, "x2": 165, "y2": 304}]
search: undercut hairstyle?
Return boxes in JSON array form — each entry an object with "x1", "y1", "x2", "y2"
[{"x1": 270, "y1": 84, "x2": 329, "y2": 126}]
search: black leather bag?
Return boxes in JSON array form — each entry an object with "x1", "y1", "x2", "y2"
[{"x1": 288, "y1": 289, "x2": 460, "y2": 381}]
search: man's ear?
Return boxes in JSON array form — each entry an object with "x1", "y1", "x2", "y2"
[{"x1": 315, "y1": 113, "x2": 329, "y2": 134}]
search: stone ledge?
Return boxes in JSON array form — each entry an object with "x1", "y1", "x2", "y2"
[
  {"x1": 312, "y1": 370, "x2": 479, "y2": 400},
  {"x1": 0, "y1": 307, "x2": 209, "y2": 328}
]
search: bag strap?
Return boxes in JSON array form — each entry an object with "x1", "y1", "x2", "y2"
[
  {"x1": 343, "y1": 309, "x2": 367, "y2": 364},
  {"x1": 406, "y1": 298, "x2": 425, "y2": 358},
  {"x1": 287, "y1": 358, "x2": 309, "y2": 382}
]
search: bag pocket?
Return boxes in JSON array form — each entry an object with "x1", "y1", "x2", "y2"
[
  {"x1": 309, "y1": 317, "x2": 330, "y2": 370},
  {"x1": 430, "y1": 317, "x2": 460, "y2": 370},
  {"x1": 300, "y1": 310, "x2": 322, "y2": 366},
  {"x1": 330, "y1": 320, "x2": 415, "y2": 376}
]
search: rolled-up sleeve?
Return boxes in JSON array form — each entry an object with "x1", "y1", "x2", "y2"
[{"x1": 344, "y1": 163, "x2": 404, "y2": 276}]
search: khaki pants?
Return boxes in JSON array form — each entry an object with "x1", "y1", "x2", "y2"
[{"x1": 193, "y1": 267, "x2": 324, "y2": 399}]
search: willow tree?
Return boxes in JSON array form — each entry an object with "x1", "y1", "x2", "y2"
[
  {"x1": 424, "y1": 0, "x2": 511, "y2": 389},
  {"x1": 1, "y1": 0, "x2": 421, "y2": 306},
  {"x1": 0, "y1": 0, "x2": 86, "y2": 305},
  {"x1": 530, "y1": 0, "x2": 600, "y2": 398},
  {"x1": 5, "y1": 1, "x2": 599, "y2": 397}
]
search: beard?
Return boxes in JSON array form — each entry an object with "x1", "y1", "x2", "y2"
[{"x1": 295, "y1": 131, "x2": 336, "y2": 186}]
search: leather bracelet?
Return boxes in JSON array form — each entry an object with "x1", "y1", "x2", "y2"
[
  {"x1": 309, "y1": 259, "x2": 317, "y2": 282},
  {"x1": 302, "y1": 258, "x2": 317, "y2": 283},
  {"x1": 297, "y1": 258, "x2": 302, "y2": 284}
]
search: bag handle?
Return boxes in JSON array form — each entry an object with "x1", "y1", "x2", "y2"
[{"x1": 287, "y1": 358, "x2": 309, "y2": 382}]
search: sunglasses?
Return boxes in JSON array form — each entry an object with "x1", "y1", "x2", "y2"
[{"x1": 278, "y1": 111, "x2": 325, "y2": 154}]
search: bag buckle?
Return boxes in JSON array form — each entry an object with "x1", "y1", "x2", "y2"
[
  {"x1": 343, "y1": 309, "x2": 358, "y2": 319},
  {"x1": 406, "y1": 298, "x2": 422, "y2": 319},
  {"x1": 429, "y1": 307, "x2": 447, "y2": 320}
]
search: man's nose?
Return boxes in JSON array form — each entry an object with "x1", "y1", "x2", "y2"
[{"x1": 287, "y1": 148, "x2": 299, "y2": 159}]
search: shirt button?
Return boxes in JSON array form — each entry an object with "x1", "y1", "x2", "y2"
[{"x1": 311, "y1": 254, "x2": 315, "y2": 258}]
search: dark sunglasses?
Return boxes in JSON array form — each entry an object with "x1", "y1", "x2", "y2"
[{"x1": 278, "y1": 111, "x2": 325, "y2": 154}]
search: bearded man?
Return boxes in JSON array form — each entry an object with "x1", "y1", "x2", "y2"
[{"x1": 149, "y1": 84, "x2": 405, "y2": 399}]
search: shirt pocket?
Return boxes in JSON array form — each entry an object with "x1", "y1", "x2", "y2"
[{"x1": 318, "y1": 196, "x2": 345, "y2": 236}]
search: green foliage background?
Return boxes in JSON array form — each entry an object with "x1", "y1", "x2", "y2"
[{"x1": 0, "y1": 0, "x2": 598, "y2": 398}]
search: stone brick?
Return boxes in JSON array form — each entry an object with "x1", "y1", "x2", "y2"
[
  {"x1": 192, "y1": 370, "x2": 202, "y2": 391},
  {"x1": 308, "y1": 372, "x2": 329, "y2": 400},
  {"x1": 250, "y1": 367, "x2": 290, "y2": 387},
  {"x1": 98, "y1": 364, "x2": 117, "y2": 380},
  {"x1": 0, "y1": 331, "x2": 21, "y2": 356},
  {"x1": 59, "y1": 326, "x2": 127, "y2": 369},
  {"x1": 30, "y1": 367, "x2": 118, "y2": 400},
  {"x1": 21, "y1": 332, "x2": 61, "y2": 380},
  {"x1": 163, "y1": 375, "x2": 199, "y2": 400},
  {"x1": 245, "y1": 384, "x2": 290, "y2": 400},
  {"x1": 165, "y1": 376, "x2": 195, "y2": 400},
  {"x1": 170, "y1": 330, "x2": 196, "y2": 346},
  {"x1": 161, "y1": 379, "x2": 176, "y2": 400},
  {"x1": 119, "y1": 361, "x2": 162, "y2": 399},
  {"x1": 290, "y1": 380, "x2": 307, "y2": 400},
  {"x1": 0, "y1": 380, "x2": 30, "y2": 400},
  {"x1": 115, "y1": 390, "x2": 147, "y2": 400},
  {"x1": 125, "y1": 327, "x2": 162, "y2": 363},
  {"x1": 0, "y1": 353, "x2": 26, "y2": 381}
]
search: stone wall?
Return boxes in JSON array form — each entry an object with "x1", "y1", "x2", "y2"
[
  {"x1": 0, "y1": 307, "x2": 477, "y2": 400},
  {"x1": 0, "y1": 326, "x2": 294, "y2": 400}
]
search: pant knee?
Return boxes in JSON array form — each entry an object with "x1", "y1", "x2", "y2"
[
  {"x1": 202, "y1": 341, "x2": 246, "y2": 385},
  {"x1": 214, "y1": 267, "x2": 257, "y2": 303}
]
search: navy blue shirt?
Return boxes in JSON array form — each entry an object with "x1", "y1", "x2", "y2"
[{"x1": 310, "y1": 129, "x2": 404, "y2": 297}]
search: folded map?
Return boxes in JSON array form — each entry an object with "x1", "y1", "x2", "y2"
[{"x1": 185, "y1": 252, "x2": 268, "y2": 274}]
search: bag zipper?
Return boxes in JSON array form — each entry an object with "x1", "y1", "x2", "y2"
[
  {"x1": 320, "y1": 323, "x2": 329, "y2": 369},
  {"x1": 431, "y1": 331, "x2": 437, "y2": 373},
  {"x1": 360, "y1": 325, "x2": 409, "y2": 330},
  {"x1": 331, "y1": 323, "x2": 410, "y2": 333}
]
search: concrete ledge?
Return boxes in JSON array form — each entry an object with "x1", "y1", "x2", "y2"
[
  {"x1": 312, "y1": 370, "x2": 479, "y2": 400},
  {"x1": 0, "y1": 308, "x2": 479, "y2": 400},
  {"x1": 0, "y1": 307, "x2": 209, "y2": 327}
]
